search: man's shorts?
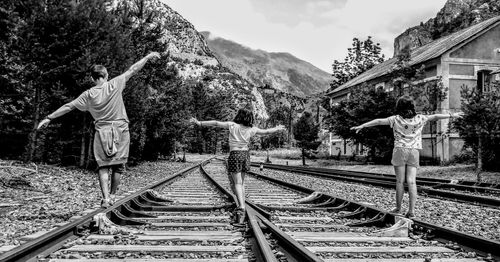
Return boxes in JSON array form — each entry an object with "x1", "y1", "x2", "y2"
[
  {"x1": 100, "y1": 163, "x2": 126, "y2": 173},
  {"x1": 391, "y1": 147, "x2": 420, "y2": 167},
  {"x1": 227, "y1": 150, "x2": 250, "y2": 173}
]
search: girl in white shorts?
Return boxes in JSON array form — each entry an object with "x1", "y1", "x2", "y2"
[{"x1": 351, "y1": 95, "x2": 462, "y2": 218}]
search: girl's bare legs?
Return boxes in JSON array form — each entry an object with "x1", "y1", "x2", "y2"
[
  {"x1": 231, "y1": 172, "x2": 245, "y2": 209},
  {"x1": 405, "y1": 166, "x2": 418, "y2": 215},
  {"x1": 393, "y1": 166, "x2": 406, "y2": 213},
  {"x1": 241, "y1": 172, "x2": 246, "y2": 207}
]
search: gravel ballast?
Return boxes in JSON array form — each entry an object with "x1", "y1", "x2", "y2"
[
  {"x1": 254, "y1": 168, "x2": 500, "y2": 241},
  {"x1": 0, "y1": 155, "x2": 212, "y2": 246}
]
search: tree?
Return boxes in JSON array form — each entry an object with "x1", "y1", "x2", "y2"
[
  {"x1": 293, "y1": 112, "x2": 320, "y2": 166},
  {"x1": 260, "y1": 104, "x2": 289, "y2": 150},
  {"x1": 188, "y1": 79, "x2": 238, "y2": 154},
  {"x1": 327, "y1": 86, "x2": 396, "y2": 163},
  {"x1": 0, "y1": 0, "x2": 196, "y2": 166},
  {"x1": 0, "y1": 0, "x2": 136, "y2": 164},
  {"x1": 330, "y1": 36, "x2": 385, "y2": 90},
  {"x1": 454, "y1": 84, "x2": 500, "y2": 172}
]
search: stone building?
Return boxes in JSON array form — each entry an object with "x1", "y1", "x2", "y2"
[{"x1": 327, "y1": 16, "x2": 500, "y2": 162}]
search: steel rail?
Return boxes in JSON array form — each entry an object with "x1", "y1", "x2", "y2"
[
  {"x1": 200, "y1": 161, "x2": 322, "y2": 262},
  {"x1": 199, "y1": 162, "x2": 278, "y2": 262},
  {"x1": 248, "y1": 169, "x2": 500, "y2": 260},
  {"x1": 0, "y1": 158, "x2": 214, "y2": 262},
  {"x1": 253, "y1": 163, "x2": 500, "y2": 208},
  {"x1": 255, "y1": 163, "x2": 500, "y2": 191},
  {"x1": 248, "y1": 171, "x2": 395, "y2": 225},
  {"x1": 249, "y1": 207, "x2": 324, "y2": 262}
]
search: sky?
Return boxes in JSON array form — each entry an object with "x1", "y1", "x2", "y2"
[{"x1": 164, "y1": 0, "x2": 448, "y2": 72}]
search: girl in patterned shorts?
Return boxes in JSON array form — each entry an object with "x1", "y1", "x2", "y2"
[
  {"x1": 351, "y1": 95, "x2": 463, "y2": 218},
  {"x1": 190, "y1": 108, "x2": 285, "y2": 225}
]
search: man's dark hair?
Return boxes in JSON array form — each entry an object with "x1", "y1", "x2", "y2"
[
  {"x1": 233, "y1": 108, "x2": 254, "y2": 127},
  {"x1": 395, "y1": 95, "x2": 417, "y2": 119},
  {"x1": 90, "y1": 65, "x2": 108, "y2": 80}
]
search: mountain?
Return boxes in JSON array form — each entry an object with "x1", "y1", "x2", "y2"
[
  {"x1": 394, "y1": 0, "x2": 500, "y2": 56},
  {"x1": 122, "y1": 0, "x2": 268, "y2": 119},
  {"x1": 200, "y1": 32, "x2": 332, "y2": 97}
]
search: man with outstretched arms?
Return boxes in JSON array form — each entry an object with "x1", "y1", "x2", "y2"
[{"x1": 38, "y1": 51, "x2": 161, "y2": 207}]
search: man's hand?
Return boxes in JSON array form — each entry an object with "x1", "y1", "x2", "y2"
[
  {"x1": 147, "y1": 52, "x2": 161, "y2": 61},
  {"x1": 37, "y1": 118, "x2": 51, "y2": 129},
  {"x1": 350, "y1": 125, "x2": 363, "y2": 134}
]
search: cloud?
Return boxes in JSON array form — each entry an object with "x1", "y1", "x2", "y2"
[
  {"x1": 205, "y1": 32, "x2": 219, "y2": 41},
  {"x1": 249, "y1": 0, "x2": 348, "y2": 27},
  {"x1": 164, "y1": 0, "x2": 447, "y2": 72}
]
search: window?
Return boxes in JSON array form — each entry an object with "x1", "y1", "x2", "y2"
[{"x1": 477, "y1": 70, "x2": 492, "y2": 93}]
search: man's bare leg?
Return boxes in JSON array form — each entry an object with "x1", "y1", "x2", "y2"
[
  {"x1": 98, "y1": 167, "x2": 111, "y2": 206},
  {"x1": 110, "y1": 172, "x2": 121, "y2": 195}
]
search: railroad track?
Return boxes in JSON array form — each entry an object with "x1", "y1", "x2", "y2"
[
  {"x1": 0, "y1": 158, "x2": 251, "y2": 262},
  {"x1": 207, "y1": 158, "x2": 498, "y2": 261},
  {"x1": 2, "y1": 157, "x2": 499, "y2": 261},
  {"x1": 252, "y1": 163, "x2": 500, "y2": 208}
]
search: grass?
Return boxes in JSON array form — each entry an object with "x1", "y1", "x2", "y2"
[{"x1": 251, "y1": 148, "x2": 500, "y2": 184}]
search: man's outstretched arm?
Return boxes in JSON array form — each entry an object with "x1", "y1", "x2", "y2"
[
  {"x1": 120, "y1": 51, "x2": 162, "y2": 81},
  {"x1": 37, "y1": 103, "x2": 75, "y2": 129}
]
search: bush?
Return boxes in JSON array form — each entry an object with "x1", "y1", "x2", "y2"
[
  {"x1": 449, "y1": 149, "x2": 476, "y2": 165},
  {"x1": 453, "y1": 85, "x2": 500, "y2": 171},
  {"x1": 326, "y1": 85, "x2": 396, "y2": 164}
]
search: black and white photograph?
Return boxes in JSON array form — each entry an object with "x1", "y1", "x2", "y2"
[{"x1": 1, "y1": 0, "x2": 500, "y2": 261}]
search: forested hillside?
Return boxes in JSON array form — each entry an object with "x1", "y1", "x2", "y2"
[{"x1": 0, "y1": 0, "x2": 268, "y2": 166}]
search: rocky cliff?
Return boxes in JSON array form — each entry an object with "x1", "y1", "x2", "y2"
[
  {"x1": 394, "y1": 0, "x2": 500, "y2": 56},
  {"x1": 200, "y1": 31, "x2": 332, "y2": 97},
  {"x1": 120, "y1": 0, "x2": 268, "y2": 119}
]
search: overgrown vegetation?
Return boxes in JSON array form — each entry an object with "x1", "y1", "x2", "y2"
[
  {"x1": 293, "y1": 112, "x2": 320, "y2": 165},
  {"x1": 327, "y1": 86, "x2": 396, "y2": 163},
  {"x1": 454, "y1": 83, "x2": 500, "y2": 171},
  {"x1": 0, "y1": 0, "x2": 245, "y2": 167}
]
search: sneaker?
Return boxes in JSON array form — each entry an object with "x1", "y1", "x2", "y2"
[
  {"x1": 110, "y1": 194, "x2": 117, "y2": 203},
  {"x1": 405, "y1": 212, "x2": 416, "y2": 219},
  {"x1": 390, "y1": 208, "x2": 402, "y2": 214},
  {"x1": 232, "y1": 208, "x2": 246, "y2": 226},
  {"x1": 101, "y1": 199, "x2": 111, "y2": 208}
]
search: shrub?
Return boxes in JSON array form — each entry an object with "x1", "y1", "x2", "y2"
[{"x1": 453, "y1": 85, "x2": 500, "y2": 171}]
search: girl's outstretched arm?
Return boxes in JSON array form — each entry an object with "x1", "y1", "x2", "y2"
[
  {"x1": 255, "y1": 125, "x2": 286, "y2": 135},
  {"x1": 427, "y1": 112, "x2": 464, "y2": 121},
  {"x1": 189, "y1": 117, "x2": 231, "y2": 128},
  {"x1": 350, "y1": 118, "x2": 390, "y2": 133}
]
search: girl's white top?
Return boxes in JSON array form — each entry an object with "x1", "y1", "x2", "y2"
[
  {"x1": 228, "y1": 123, "x2": 257, "y2": 151},
  {"x1": 387, "y1": 114, "x2": 429, "y2": 149}
]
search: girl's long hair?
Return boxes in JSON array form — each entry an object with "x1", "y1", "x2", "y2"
[
  {"x1": 233, "y1": 108, "x2": 254, "y2": 127},
  {"x1": 395, "y1": 95, "x2": 417, "y2": 119}
]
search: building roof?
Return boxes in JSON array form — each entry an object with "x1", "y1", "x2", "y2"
[{"x1": 328, "y1": 16, "x2": 500, "y2": 97}]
